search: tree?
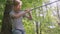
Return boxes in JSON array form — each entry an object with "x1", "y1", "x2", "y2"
[{"x1": 1, "y1": 0, "x2": 13, "y2": 34}]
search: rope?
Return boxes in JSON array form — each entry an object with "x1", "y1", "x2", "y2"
[{"x1": 28, "y1": 0, "x2": 60, "y2": 11}]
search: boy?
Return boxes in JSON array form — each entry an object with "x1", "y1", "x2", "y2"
[{"x1": 9, "y1": 0, "x2": 32, "y2": 34}]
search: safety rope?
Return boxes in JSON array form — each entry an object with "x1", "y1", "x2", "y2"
[{"x1": 28, "y1": 0, "x2": 60, "y2": 11}]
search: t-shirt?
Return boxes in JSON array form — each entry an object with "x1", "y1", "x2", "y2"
[{"x1": 9, "y1": 10, "x2": 25, "y2": 31}]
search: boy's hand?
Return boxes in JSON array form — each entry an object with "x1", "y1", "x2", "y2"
[
  {"x1": 25, "y1": 8, "x2": 32, "y2": 20},
  {"x1": 25, "y1": 8, "x2": 30, "y2": 13}
]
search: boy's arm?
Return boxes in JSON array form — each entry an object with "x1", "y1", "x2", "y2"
[{"x1": 10, "y1": 10, "x2": 30, "y2": 19}]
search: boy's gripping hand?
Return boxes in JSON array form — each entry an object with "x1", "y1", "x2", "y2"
[
  {"x1": 25, "y1": 8, "x2": 31, "y2": 13},
  {"x1": 25, "y1": 8, "x2": 33, "y2": 20}
]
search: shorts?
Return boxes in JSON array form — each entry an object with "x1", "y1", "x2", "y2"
[{"x1": 12, "y1": 29, "x2": 25, "y2": 34}]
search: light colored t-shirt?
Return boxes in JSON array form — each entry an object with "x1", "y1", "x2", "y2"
[{"x1": 9, "y1": 10, "x2": 25, "y2": 31}]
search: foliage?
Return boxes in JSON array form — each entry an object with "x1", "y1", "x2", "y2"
[{"x1": 0, "y1": 0, "x2": 60, "y2": 34}]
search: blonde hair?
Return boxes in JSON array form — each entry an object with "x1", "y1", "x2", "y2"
[{"x1": 13, "y1": 0, "x2": 22, "y2": 6}]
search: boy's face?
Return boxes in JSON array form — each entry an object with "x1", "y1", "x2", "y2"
[
  {"x1": 13, "y1": 0, "x2": 22, "y2": 12},
  {"x1": 14, "y1": 4, "x2": 21, "y2": 11}
]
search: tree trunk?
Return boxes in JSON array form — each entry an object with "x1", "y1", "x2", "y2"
[{"x1": 1, "y1": 0, "x2": 13, "y2": 34}]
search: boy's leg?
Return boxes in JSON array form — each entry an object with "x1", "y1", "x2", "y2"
[{"x1": 12, "y1": 29, "x2": 25, "y2": 34}]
